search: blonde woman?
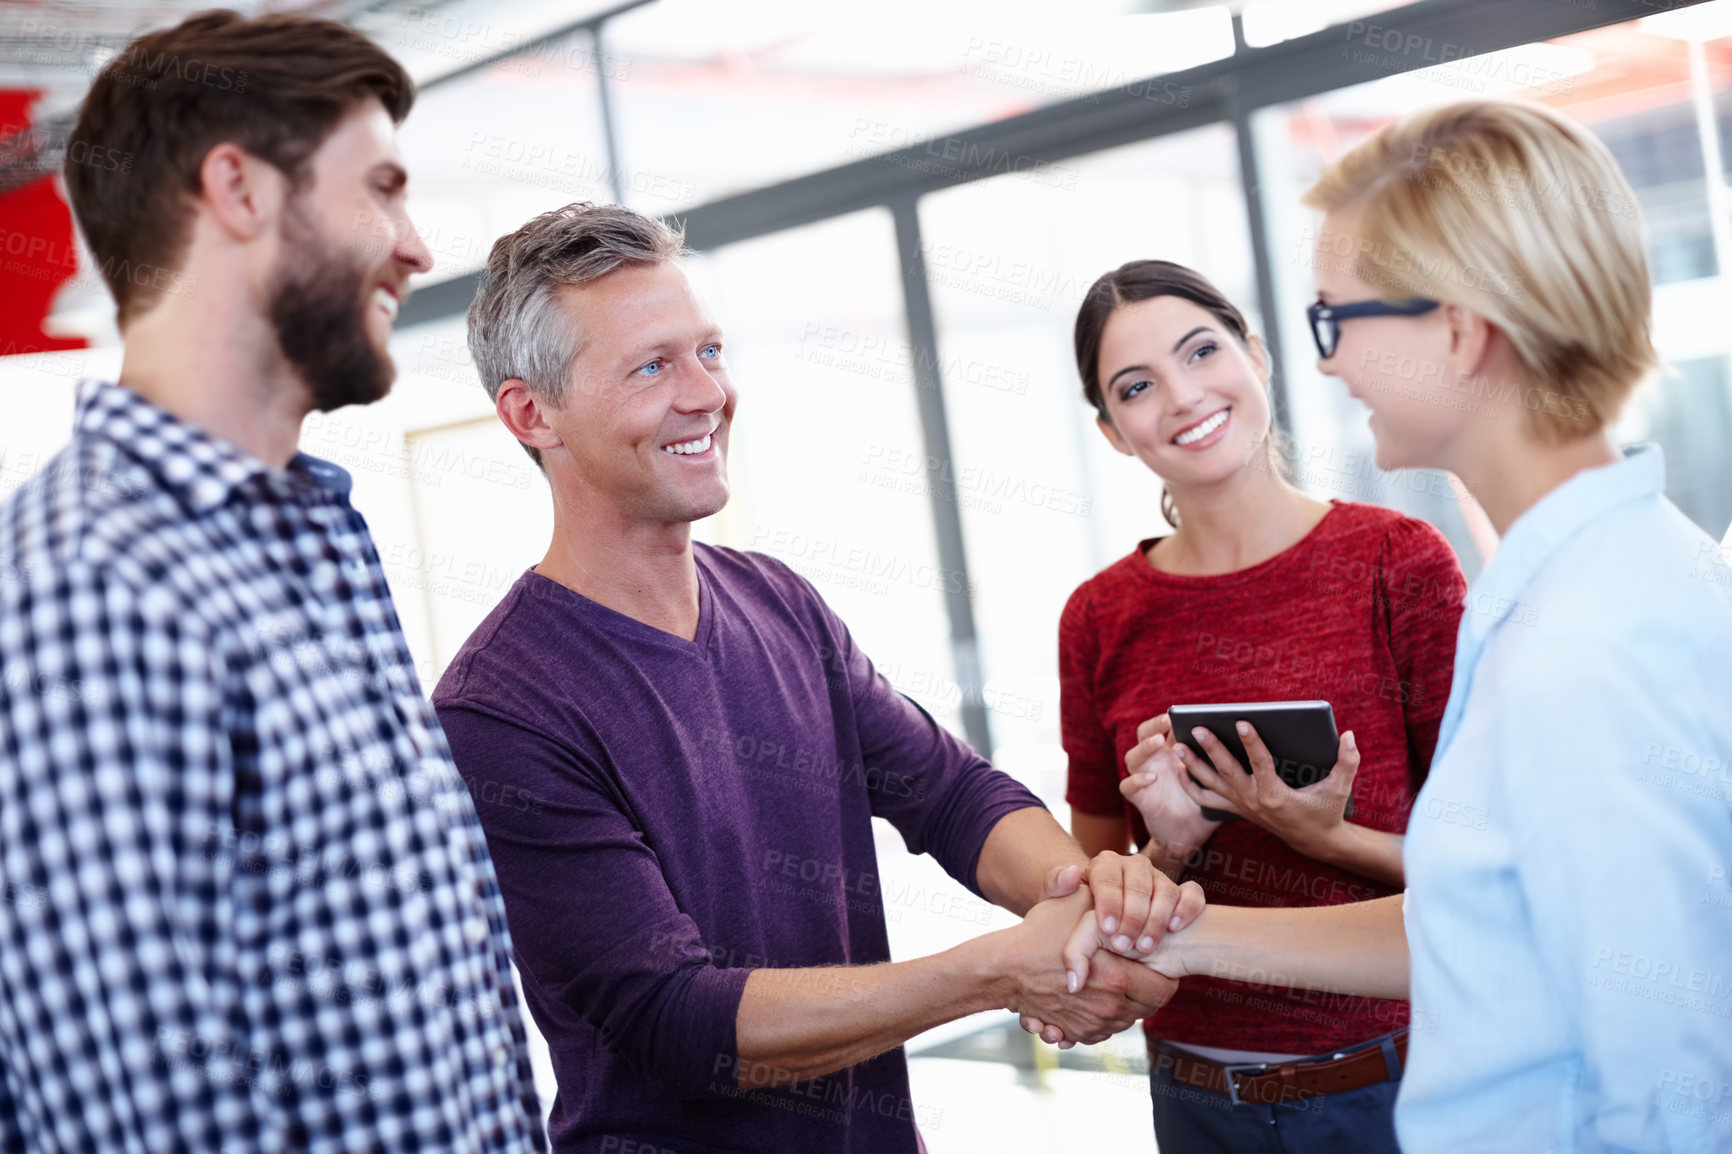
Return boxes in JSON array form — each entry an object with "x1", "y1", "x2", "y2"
[{"x1": 1145, "y1": 100, "x2": 1732, "y2": 1153}]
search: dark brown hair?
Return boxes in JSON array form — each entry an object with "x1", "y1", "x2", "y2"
[
  {"x1": 1074, "y1": 260, "x2": 1280, "y2": 528},
  {"x1": 64, "y1": 10, "x2": 414, "y2": 327}
]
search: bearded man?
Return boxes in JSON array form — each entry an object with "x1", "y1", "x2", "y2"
[{"x1": 0, "y1": 12, "x2": 545, "y2": 1151}]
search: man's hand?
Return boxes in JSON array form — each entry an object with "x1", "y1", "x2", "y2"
[
  {"x1": 1015, "y1": 870, "x2": 1203, "y2": 1047},
  {"x1": 997, "y1": 888, "x2": 1181, "y2": 1049}
]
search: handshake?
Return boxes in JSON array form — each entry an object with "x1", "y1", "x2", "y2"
[{"x1": 991, "y1": 853, "x2": 1207, "y2": 1049}]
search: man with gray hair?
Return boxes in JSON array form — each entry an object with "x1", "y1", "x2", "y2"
[{"x1": 434, "y1": 202, "x2": 1201, "y2": 1153}]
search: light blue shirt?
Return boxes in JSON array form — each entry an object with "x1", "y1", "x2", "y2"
[{"x1": 1398, "y1": 445, "x2": 1732, "y2": 1154}]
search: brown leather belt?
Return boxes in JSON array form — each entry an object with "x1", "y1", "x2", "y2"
[{"x1": 1154, "y1": 1030, "x2": 1407, "y2": 1107}]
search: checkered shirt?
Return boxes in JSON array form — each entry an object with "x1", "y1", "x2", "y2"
[{"x1": 0, "y1": 380, "x2": 545, "y2": 1153}]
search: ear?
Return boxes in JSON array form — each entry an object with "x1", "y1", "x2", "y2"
[
  {"x1": 197, "y1": 142, "x2": 286, "y2": 241},
  {"x1": 1244, "y1": 333, "x2": 1272, "y2": 385},
  {"x1": 1442, "y1": 304, "x2": 1496, "y2": 378},
  {"x1": 1096, "y1": 414, "x2": 1133, "y2": 456},
  {"x1": 496, "y1": 379, "x2": 566, "y2": 459}
]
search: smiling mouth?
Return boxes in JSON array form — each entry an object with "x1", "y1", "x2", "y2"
[
  {"x1": 663, "y1": 432, "x2": 713, "y2": 456},
  {"x1": 371, "y1": 285, "x2": 400, "y2": 321},
  {"x1": 1171, "y1": 408, "x2": 1229, "y2": 446}
]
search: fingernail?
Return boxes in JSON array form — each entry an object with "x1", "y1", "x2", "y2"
[
  {"x1": 1101, "y1": 915, "x2": 1118, "y2": 934},
  {"x1": 1345, "y1": 731, "x2": 1357, "y2": 750},
  {"x1": 1066, "y1": 970, "x2": 1079, "y2": 993},
  {"x1": 1138, "y1": 936, "x2": 1155, "y2": 952},
  {"x1": 1170, "y1": 915, "x2": 1182, "y2": 930},
  {"x1": 1235, "y1": 721, "x2": 1250, "y2": 735},
  {"x1": 1192, "y1": 727, "x2": 1208, "y2": 741},
  {"x1": 1113, "y1": 935, "x2": 1133, "y2": 952}
]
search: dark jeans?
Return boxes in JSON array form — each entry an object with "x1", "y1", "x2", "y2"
[{"x1": 1148, "y1": 1034, "x2": 1403, "y2": 1154}]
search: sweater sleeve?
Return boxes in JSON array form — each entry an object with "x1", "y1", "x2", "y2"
[
  {"x1": 436, "y1": 703, "x2": 752, "y2": 1101},
  {"x1": 1059, "y1": 583, "x2": 1126, "y2": 818},
  {"x1": 1375, "y1": 516, "x2": 1468, "y2": 793}
]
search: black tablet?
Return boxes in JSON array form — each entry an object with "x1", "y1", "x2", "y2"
[{"x1": 1167, "y1": 700, "x2": 1349, "y2": 823}]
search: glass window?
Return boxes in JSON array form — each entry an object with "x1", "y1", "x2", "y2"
[
  {"x1": 0, "y1": 350, "x2": 97, "y2": 501},
  {"x1": 1625, "y1": 354, "x2": 1732, "y2": 536},
  {"x1": 917, "y1": 124, "x2": 1255, "y2": 795},
  {"x1": 600, "y1": 0, "x2": 1236, "y2": 209},
  {"x1": 387, "y1": 41, "x2": 617, "y2": 286},
  {"x1": 689, "y1": 209, "x2": 960, "y2": 730},
  {"x1": 1253, "y1": 13, "x2": 1732, "y2": 569},
  {"x1": 692, "y1": 210, "x2": 1029, "y2": 1031}
]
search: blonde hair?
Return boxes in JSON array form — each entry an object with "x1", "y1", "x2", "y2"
[{"x1": 1303, "y1": 99, "x2": 1657, "y2": 442}]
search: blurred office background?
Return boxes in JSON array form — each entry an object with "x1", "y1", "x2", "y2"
[{"x1": 4, "y1": 0, "x2": 1732, "y2": 1147}]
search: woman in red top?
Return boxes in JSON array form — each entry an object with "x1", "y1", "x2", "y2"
[{"x1": 1059, "y1": 260, "x2": 1465, "y2": 1153}]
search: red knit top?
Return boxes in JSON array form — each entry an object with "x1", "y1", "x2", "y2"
[{"x1": 1061, "y1": 500, "x2": 1465, "y2": 1053}]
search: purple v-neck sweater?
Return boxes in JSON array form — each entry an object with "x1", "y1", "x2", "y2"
[{"x1": 432, "y1": 545, "x2": 1044, "y2": 1153}]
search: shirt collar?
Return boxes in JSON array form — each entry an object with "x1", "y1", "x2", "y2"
[
  {"x1": 75, "y1": 378, "x2": 353, "y2": 513},
  {"x1": 1459, "y1": 442, "x2": 1665, "y2": 649}
]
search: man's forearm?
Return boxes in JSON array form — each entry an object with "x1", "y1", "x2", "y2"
[
  {"x1": 974, "y1": 806, "x2": 1089, "y2": 915},
  {"x1": 732, "y1": 934, "x2": 1011, "y2": 1086},
  {"x1": 1155, "y1": 894, "x2": 1410, "y2": 999}
]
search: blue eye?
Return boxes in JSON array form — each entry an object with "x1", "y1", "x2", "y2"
[
  {"x1": 700, "y1": 343, "x2": 722, "y2": 359},
  {"x1": 635, "y1": 359, "x2": 663, "y2": 377}
]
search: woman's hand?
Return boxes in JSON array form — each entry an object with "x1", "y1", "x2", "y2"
[
  {"x1": 1120, "y1": 714, "x2": 1223, "y2": 877},
  {"x1": 1173, "y1": 721, "x2": 1361, "y2": 863},
  {"x1": 1016, "y1": 872, "x2": 1205, "y2": 1047}
]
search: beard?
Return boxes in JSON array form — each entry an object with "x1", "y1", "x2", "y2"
[{"x1": 267, "y1": 201, "x2": 396, "y2": 413}]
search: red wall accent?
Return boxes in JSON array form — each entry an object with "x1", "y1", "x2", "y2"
[{"x1": 0, "y1": 89, "x2": 88, "y2": 357}]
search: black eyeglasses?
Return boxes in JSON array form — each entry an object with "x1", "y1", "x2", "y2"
[{"x1": 1306, "y1": 296, "x2": 1440, "y2": 360}]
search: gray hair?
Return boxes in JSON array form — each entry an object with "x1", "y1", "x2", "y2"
[{"x1": 466, "y1": 201, "x2": 688, "y2": 469}]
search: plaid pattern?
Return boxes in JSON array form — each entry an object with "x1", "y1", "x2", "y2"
[{"x1": 0, "y1": 380, "x2": 545, "y2": 1153}]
